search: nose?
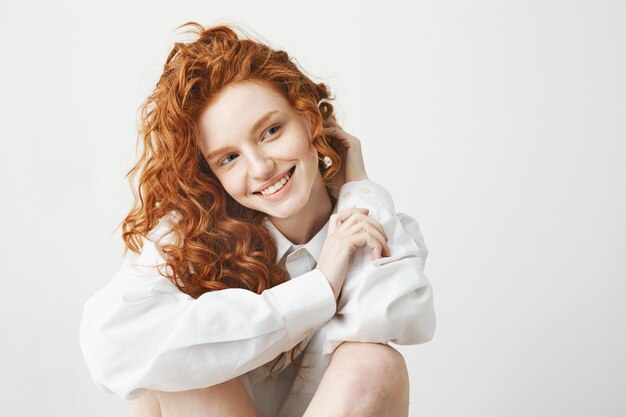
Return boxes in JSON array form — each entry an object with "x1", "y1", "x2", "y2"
[{"x1": 246, "y1": 149, "x2": 276, "y2": 181}]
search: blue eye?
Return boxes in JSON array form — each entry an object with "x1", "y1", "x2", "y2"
[
  {"x1": 219, "y1": 153, "x2": 238, "y2": 166},
  {"x1": 264, "y1": 124, "x2": 281, "y2": 138}
]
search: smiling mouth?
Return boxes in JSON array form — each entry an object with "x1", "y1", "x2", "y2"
[{"x1": 253, "y1": 166, "x2": 296, "y2": 195}]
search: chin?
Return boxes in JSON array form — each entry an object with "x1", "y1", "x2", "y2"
[
  {"x1": 263, "y1": 204, "x2": 300, "y2": 219},
  {"x1": 267, "y1": 195, "x2": 309, "y2": 219}
]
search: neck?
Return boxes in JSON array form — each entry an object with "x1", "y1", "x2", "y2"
[{"x1": 267, "y1": 173, "x2": 333, "y2": 245}]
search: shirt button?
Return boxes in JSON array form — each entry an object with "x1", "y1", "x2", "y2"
[
  {"x1": 358, "y1": 187, "x2": 370, "y2": 194},
  {"x1": 342, "y1": 191, "x2": 352, "y2": 198}
]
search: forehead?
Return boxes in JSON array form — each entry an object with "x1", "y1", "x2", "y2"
[{"x1": 199, "y1": 81, "x2": 291, "y2": 145}]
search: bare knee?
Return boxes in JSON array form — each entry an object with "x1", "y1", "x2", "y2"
[
  {"x1": 332, "y1": 341, "x2": 409, "y2": 381},
  {"x1": 330, "y1": 342, "x2": 409, "y2": 410}
]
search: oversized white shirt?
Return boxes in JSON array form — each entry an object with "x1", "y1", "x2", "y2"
[{"x1": 79, "y1": 179, "x2": 435, "y2": 416}]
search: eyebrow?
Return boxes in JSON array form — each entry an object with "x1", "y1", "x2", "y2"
[{"x1": 205, "y1": 110, "x2": 279, "y2": 162}]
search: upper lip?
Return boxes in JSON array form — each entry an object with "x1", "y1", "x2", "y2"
[{"x1": 254, "y1": 167, "x2": 293, "y2": 193}]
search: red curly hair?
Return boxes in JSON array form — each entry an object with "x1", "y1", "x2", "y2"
[{"x1": 120, "y1": 21, "x2": 343, "y2": 378}]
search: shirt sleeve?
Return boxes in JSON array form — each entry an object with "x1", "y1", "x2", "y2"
[
  {"x1": 321, "y1": 179, "x2": 436, "y2": 354},
  {"x1": 79, "y1": 215, "x2": 337, "y2": 401}
]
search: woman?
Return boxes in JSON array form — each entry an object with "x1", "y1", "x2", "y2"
[{"x1": 80, "y1": 22, "x2": 435, "y2": 417}]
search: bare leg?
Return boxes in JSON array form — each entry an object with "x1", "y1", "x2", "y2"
[
  {"x1": 303, "y1": 342, "x2": 410, "y2": 417},
  {"x1": 131, "y1": 377, "x2": 260, "y2": 417}
]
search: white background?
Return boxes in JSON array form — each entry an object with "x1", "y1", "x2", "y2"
[{"x1": 1, "y1": 0, "x2": 624, "y2": 416}]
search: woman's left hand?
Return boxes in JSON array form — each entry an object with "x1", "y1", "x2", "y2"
[{"x1": 323, "y1": 115, "x2": 369, "y2": 198}]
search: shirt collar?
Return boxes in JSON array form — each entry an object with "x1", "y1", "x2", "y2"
[{"x1": 262, "y1": 201, "x2": 339, "y2": 264}]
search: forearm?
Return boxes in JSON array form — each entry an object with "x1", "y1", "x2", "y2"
[{"x1": 79, "y1": 241, "x2": 336, "y2": 400}]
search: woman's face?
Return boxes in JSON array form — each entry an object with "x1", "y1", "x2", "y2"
[{"x1": 197, "y1": 80, "x2": 323, "y2": 220}]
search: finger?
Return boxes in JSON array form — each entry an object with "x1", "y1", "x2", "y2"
[
  {"x1": 323, "y1": 127, "x2": 357, "y2": 148},
  {"x1": 361, "y1": 215, "x2": 389, "y2": 242},
  {"x1": 365, "y1": 234, "x2": 385, "y2": 260},
  {"x1": 342, "y1": 213, "x2": 388, "y2": 243},
  {"x1": 334, "y1": 208, "x2": 369, "y2": 227},
  {"x1": 372, "y1": 243, "x2": 382, "y2": 260},
  {"x1": 350, "y1": 231, "x2": 386, "y2": 258},
  {"x1": 341, "y1": 212, "x2": 361, "y2": 228},
  {"x1": 323, "y1": 125, "x2": 341, "y2": 133},
  {"x1": 366, "y1": 224, "x2": 387, "y2": 248},
  {"x1": 344, "y1": 217, "x2": 385, "y2": 244},
  {"x1": 323, "y1": 125, "x2": 346, "y2": 135},
  {"x1": 352, "y1": 230, "x2": 371, "y2": 249},
  {"x1": 345, "y1": 208, "x2": 389, "y2": 243},
  {"x1": 367, "y1": 225, "x2": 390, "y2": 256},
  {"x1": 342, "y1": 212, "x2": 370, "y2": 231},
  {"x1": 334, "y1": 208, "x2": 367, "y2": 221},
  {"x1": 337, "y1": 208, "x2": 368, "y2": 221}
]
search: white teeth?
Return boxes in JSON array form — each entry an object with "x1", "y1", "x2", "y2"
[{"x1": 260, "y1": 170, "x2": 292, "y2": 195}]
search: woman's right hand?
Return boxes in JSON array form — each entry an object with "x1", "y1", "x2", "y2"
[{"x1": 316, "y1": 208, "x2": 390, "y2": 300}]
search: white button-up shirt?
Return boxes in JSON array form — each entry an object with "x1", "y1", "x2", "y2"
[{"x1": 79, "y1": 179, "x2": 435, "y2": 417}]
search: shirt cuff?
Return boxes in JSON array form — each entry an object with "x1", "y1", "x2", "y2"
[
  {"x1": 336, "y1": 179, "x2": 396, "y2": 218},
  {"x1": 265, "y1": 269, "x2": 337, "y2": 348}
]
